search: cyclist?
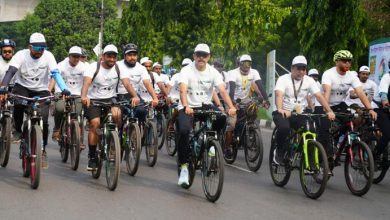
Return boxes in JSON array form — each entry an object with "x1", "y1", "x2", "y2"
[
  {"x1": 116, "y1": 43, "x2": 158, "y2": 122},
  {"x1": 80, "y1": 44, "x2": 140, "y2": 170},
  {"x1": 0, "y1": 32, "x2": 70, "y2": 168},
  {"x1": 316, "y1": 50, "x2": 377, "y2": 168},
  {"x1": 273, "y1": 55, "x2": 335, "y2": 164},
  {"x1": 152, "y1": 62, "x2": 171, "y2": 96},
  {"x1": 141, "y1": 57, "x2": 168, "y2": 97},
  {"x1": 224, "y1": 54, "x2": 270, "y2": 155},
  {"x1": 307, "y1": 68, "x2": 321, "y2": 110},
  {"x1": 49, "y1": 46, "x2": 87, "y2": 147},
  {"x1": 177, "y1": 43, "x2": 236, "y2": 187},
  {"x1": 0, "y1": 39, "x2": 16, "y2": 83}
]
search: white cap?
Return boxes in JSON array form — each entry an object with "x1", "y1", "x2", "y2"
[
  {"x1": 194, "y1": 43, "x2": 210, "y2": 54},
  {"x1": 140, "y1": 57, "x2": 152, "y2": 65},
  {"x1": 29, "y1": 32, "x2": 46, "y2": 44},
  {"x1": 68, "y1": 46, "x2": 82, "y2": 55},
  {"x1": 153, "y1": 62, "x2": 162, "y2": 68},
  {"x1": 103, "y1": 44, "x2": 118, "y2": 54},
  {"x1": 182, "y1": 58, "x2": 192, "y2": 66},
  {"x1": 292, "y1": 55, "x2": 307, "y2": 67},
  {"x1": 308, "y1": 69, "x2": 319, "y2": 76},
  {"x1": 240, "y1": 54, "x2": 252, "y2": 62},
  {"x1": 359, "y1": 65, "x2": 370, "y2": 72}
]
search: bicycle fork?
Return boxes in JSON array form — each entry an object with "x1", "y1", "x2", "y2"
[{"x1": 302, "y1": 132, "x2": 319, "y2": 170}]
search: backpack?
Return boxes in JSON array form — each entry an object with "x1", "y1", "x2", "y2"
[{"x1": 91, "y1": 61, "x2": 120, "y2": 93}]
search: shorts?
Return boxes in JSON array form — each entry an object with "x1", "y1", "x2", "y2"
[{"x1": 86, "y1": 98, "x2": 112, "y2": 120}]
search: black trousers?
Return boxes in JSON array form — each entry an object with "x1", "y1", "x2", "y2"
[
  {"x1": 375, "y1": 108, "x2": 390, "y2": 155},
  {"x1": 12, "y1": 84, "x2": 50, "y2": 147},
  {"x1": 176, "y1": 107, "x2": 226, "y2": 165},
  {"x1": 272, "y1": 111, "x2": 306, "y2": 151}
]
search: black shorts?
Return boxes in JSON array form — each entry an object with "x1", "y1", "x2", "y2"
[{"x1": 86, "y1": 98, "x2": 112, "y2": 120}]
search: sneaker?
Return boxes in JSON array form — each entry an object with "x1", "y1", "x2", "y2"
[
  {"x1": 80, "y1": 143, "x2": 86, "y2": 151},
  {"x1": 87, "y1": 151, "x2": 98, "y2": 171},
  {"x1": 273, "y1": 148, "x2": 285, "y2": 165},
  {"x1": 41, "y1": 150, "x2": 49, "y2": 169},
  {"x1": 178, "y1": 164, "x2": 189, "y2": 187},
  {"x1": 208, "y1": 146, "x2": 216, "y2": 157},
  {"x1": 52, "y1": 129, "x2": 60, "y2": 142},
  {"x1": 12, "y1": 131, "x2": 21, "y2": 143}
]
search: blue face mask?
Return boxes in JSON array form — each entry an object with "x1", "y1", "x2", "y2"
[{"x1": 31, "y1": 45, "x2": 47, "y2": 52}]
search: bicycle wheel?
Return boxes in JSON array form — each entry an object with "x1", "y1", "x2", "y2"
[
  {"x1": 21, "y1": 127, "x2": 30, "y2": 177},
  {"x1": 165, "y1": 119, "x2": 177, "y2": 156},
  {"x1": 344, "y1": 140, "x2": 374, "y2": 196},
  {"x1": 145, "y1": 120, "x2": 158, "y2": 167},
  {"x1": 0, "y1": 117, "x2": 12, "y2": 167},
  {"x1": 105, "y1": 130, "x2": 121, "y2": 191},
  {"x1": 92, "y1": 147, "x2": 103, "y2": 179},
  {"x1": 157, "y1": 113, "x2": 166, "y2": 150},
  {"x1": 244, "y1": 125, "x2": 263, "y2": 172},
  {"x1": 30, "y1": 125, "x2": 42, "y2": 189},
  {"x1": 373, "y1": 144, "x2": 389, "y2": 184},
  {"x1": 69, "y1": 120, "x2": 80, "y2": 170},
  {"x1": 299, "y1": 140, "x2": 329, "y2": 199},
  {"x1": 202, "y1": 138, "x2": 224, "y2": 202},
  {"x1": 223, "y1": 139, "x2": 238, "y2": 165},
  {"x1": 269, "y1": 128, "x2": 291, "y2": 187},
  {"x1": 124, "y1": 123, "x2": 141, "y2": 176},
  {"x1": 59, "y1": 120, "x2": 69, "y2": 163}
]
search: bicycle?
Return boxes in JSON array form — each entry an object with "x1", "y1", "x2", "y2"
[
  {"x1": 89, "y1": 100, "x2": 121, "y2": 191},
  {"x1": 269, "y1": 112, "x2": 329, "y2": 199},
  {"x1": 9, "y1": 93, "x2": 54, "y2": 189},
  {"x1": 165, "y1": 100, "x2": 178, "y2": 156},
  {"x1": 141, "y1": 102, "x2": 158, "y2": 167},
  {"x1": 177, "y1": 106, "x2": 225, "y2": 202},
  {"x1": 224, "y1": 98, "x2": 264, "y2": 172},
  {"x1": 328, "y1": 110, "x2": 374, "y2": 196},
  {"x1": 0, "y1": 95, "x2": 12, "y2": 167},
  {"x1": 57, "y1": 95, "x2": 82, "y2": 170},
  {"x1": 156, "y1": 97, "x2": 167, "y2": 150},
  {"x1": 118, "y1": 100, "x2": 141, "y2": 176}
]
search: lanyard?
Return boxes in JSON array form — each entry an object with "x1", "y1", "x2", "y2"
[{"x1": 291, "y1": 76, "x2": 303, "y2": 102}]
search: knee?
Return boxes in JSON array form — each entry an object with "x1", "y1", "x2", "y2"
[
  {"x1": 226, "y1": 115, "x2": 236, "y2": 131},
  {"x1": 89, "y1": 118, "x2": 100, "y2": 131}
]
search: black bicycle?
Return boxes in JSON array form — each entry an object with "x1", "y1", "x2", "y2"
[
  {"x1": 0, "y1": 95, "x2": 12, "y2": 167},
  {"x1": 141, "y1": 102, "x2": 158, "y2": 167},
  {"x1": 177, "y1": 106, "x2": 225, "y2": 202},
  {"x1": 156, "y1": 98, "x2": 167, "y2": 150},
  {"x1": 58, "y1": 95, "x2": 82, "y2": 170},
  {"x1": 9, "y1": 93, "x2": 53, "y2": 189},
  {"x1": 165, "y1": 100, "x2": 178, "y2": 156},
  {"x1": 89, "y1": 100, "x2": 121, "y2": 191}
]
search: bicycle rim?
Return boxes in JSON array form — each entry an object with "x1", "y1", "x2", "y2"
[
  {"x1": 105, "y1": 130, "x2": 121, "y2": 191},
  {"x1": 92, "y1": 147, "x2": 103, "y2": 179},
  {"x1": 125, "y1": 123, "x2": 141, "y2": 176},
  {"x1": 344, "y1": 141, "x2": 374, "y2": 196},
  {"x1": 0, "y1": 117, "x2": 11, "y2": 167},
  {"x1": 269, "y1": 128, "x2": 291, "y2": 187},
  {"x1": 202, "y1": 138, "x2": 224, "y2": 202},
  {"x1": 60, "y1": 121, "x2": 69, "y2": 163},
  {"x1": 145, "y1": 121, "x2": 158, "y2": 167},
  {"x1": 30, "y1": 125, "x2": 42, "y2": 189},
  {"x1": 245, "y1": 126, "x2": 263, "y2": 172},
  {"x1": 299, "y1": 140, "x2": 329, "y2": 199},
  {"x1": 157, "y1": 114, "x2": 166, "y2": 150},
  {"x1": 70, "y1": 120, "x2": 80, "y2": 170},
  {"x1": 165, "y1": 119, "x2": 177, "y2": 156}
]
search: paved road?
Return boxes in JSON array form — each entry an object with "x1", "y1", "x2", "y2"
[{"x1": 1, "y1": 123, "x2": 389, "y2": 220}]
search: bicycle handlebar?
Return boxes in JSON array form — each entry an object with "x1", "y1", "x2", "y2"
[{"x1": 9, "y1": 93, "x2": 54, "y2": 103}]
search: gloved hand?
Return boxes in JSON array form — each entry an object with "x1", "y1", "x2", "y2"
[{"x1": 61, "y1": 89, "x2": 71, "y2": 96}]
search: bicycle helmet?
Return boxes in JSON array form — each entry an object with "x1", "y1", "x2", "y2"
[
  {"x1": 333, "y1": 50, "x2": 353, "y2": 62},
  {"x1": 123, "y1": 43, "x2": 138, "y2": 55},
  {"x1": 81, "y1": 48, "x2": 88, "y2": 57},
  {"x1": 246, "y1": 102, "x2": 258, "y2": 121},
  {"x1": 0, "y1": 39, "x2": 16, "y2": 48}
]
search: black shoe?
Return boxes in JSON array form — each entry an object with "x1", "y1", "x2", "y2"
[{"x1": 87, "y1": 152, "x2": 98, "y2": 171}]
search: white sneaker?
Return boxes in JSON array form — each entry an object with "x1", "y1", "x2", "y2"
[
  {"x1": 178, "y1": 164, "x2": 189, "y2": 187},
  {"x1": 208, "y1": 146, "x2": 216, "y2": 157}
]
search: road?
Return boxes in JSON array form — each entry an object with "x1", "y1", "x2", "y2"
[{"x1": 1, "y1": 122, "x2": 389, "y2": 220}]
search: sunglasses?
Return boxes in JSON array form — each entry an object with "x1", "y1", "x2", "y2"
[
  {"x1": 195, "y1": 52, "x2": 209, "y2": 58},
  {"x1": 338, "y1": 59, "x2": 352, "y2": 63},
  {"x1": 31, "y1": 45, "x2": 48, "y2": 52},
  {"x1": 70, "y1": 55, "x2": 81, "y2": 58},
  {"x1": 240, "y1": 61, "x2": 252, "y2": 66}
]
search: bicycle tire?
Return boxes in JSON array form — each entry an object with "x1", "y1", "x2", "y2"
[
  {"x1": 344, "y1": 140, "x2": 374, "y2": 196},
  {"x1": 59, "y1": 120, "x2": 69, "y2": 163},
  {"x1": 299, "y1": 140, "x2": 329, "y2": 199},
  {"x1": 202, "y1": 138, "x2": 224, "y2": 202},
  {"x1": 145, "y1": 120, "x2": 158, "y2": 167},
  {"x1": 21, "y1": 127, "x2": 30, "y2": 178},
  {"x1": 244, "y1": 125, "x2": 263, "y2": 172},
  {"x1": 92, "y1": 146, "x2": 103, "y2": 179},
  {"x1": 157, "y1": 113, "x2": 166, "y2": 150},
  {"x1": 105, "y1": 130, "x2": 121, "y2": 191},
  {"x1": 165, "y1": 118, "x2": 177, "y2": 156},
  {"x1": 30, "y1": 125, "x2": 42, "y2": 189},
  {"x1": 0, "y1": 117, "x2": 12, "y2": 167},
  {"x1": 372, "y1": 143, "x2": 389, "y2": 184},
  {"x1": 70, "y1": 120, "x2": 80, "y2": 170},
  {"x1": 223, "y1": 140, "x2": 238, "y2": 165},
  {"x1": 269, "y1": 128, "x2": 291, "y2": 187},
  {"x1": 125, "y1": 122, "x2": 141, "y2": 176}
]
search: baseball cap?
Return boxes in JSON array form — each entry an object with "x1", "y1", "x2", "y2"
[
  {"x1": 153, "y1": 62, "x2": 162, "y2": 68},
  {"x1": 359, "y1": 65, "x2": 370, "y2": 72},
  {"x1": 292, "y1": 55, "x2": 307, "y2": 67},
  {"x1": 240, "y1": 54, "x2": 252, "y2": 62},
  {"x1": 29, "y1": 32, "x2": 46, "y2": 45},
  {"x1": 194, "y1": 43, "x2": 210, "y2": 54},
  {"x1": 68, "y1": 46, "x2": 82, "y2": 55},
  {"x1": 181, "y1": 58, "x2": 192, "y2": 66},
  {"x1": 103, "y1": 44, "x2": 118, "y2": 54},
  {"x1": 308, "y1": 69, "x2": 319, "y2": 76}
]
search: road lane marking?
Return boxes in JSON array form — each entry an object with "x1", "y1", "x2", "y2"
[{"x1": 225, "y1": 164, "x2": 252, "y2": 173}]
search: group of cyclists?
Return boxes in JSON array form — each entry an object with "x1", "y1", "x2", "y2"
[{"x1": 0, "y1": 32, "x2": 389, "y2": 201}]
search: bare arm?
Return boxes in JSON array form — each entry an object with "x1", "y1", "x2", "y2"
[
  {"x1": 212, "y1": 91, "x2": 222, "y2": 107},
  {"x1": 217, "y1": 84, "x2": 234, "y2": 110},
  {"x1": 354, "y1": 87, "x2": 373, "y2": 109},
  {"x1": 48, "y1": 78, "x2": 56, "y2": 93},
  {"x1": 81, "y1": 76, "x2": 92, "y2": 107},
  {"x1": 157, "y1": 82, "x2": 169, "y2": 96},
  {"x1": 314, "y1": 93, "x2": 333, "y2": 113},
  {"x1": 179, "y1": 83, "x2": 189, "y2": 108},
  {"x1": 275, "y1": 90, "x2": 284, "y2": 111},
  {"x1": 121, "y1": 78, "x2": 139, "y2": 98},
  {"x1": 322, "y1": 84, "x2": 331, "y2": 103}
]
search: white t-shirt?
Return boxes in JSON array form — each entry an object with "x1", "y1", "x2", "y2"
[
  {"x1": 312, "y1": 81, "x2": 322, "y2": 107},
  {"x1": 178, "y1": 62, "x2": 223, "y2": 109},
  {"x1": 227, "y1": 68, "x2": 261, "y2": 100},
  {"x1": 0, "y1": 56, "x2": 10, "y2": 83},
  {"x1": 321, "y1": 67, "x2": 361, "y2": 106},
  {"x1": 274, "y1": 73, "x2": 320, "y2": 112},
  {"x1": 153, "y1": 72, "x2": 168, "y2": 94},
  {"x1": 10, "y1": 49, "x2": 57, "y2": 91},
  {"x1": 379, "y1": 73, "x2": 390, "y2": 95},
  {"x1": 345, "y1": 79, "x2": 378, "y2": 108},
  {"x1": 84, "y1": 61, "x2": 125, "y2": 99},
  {"x1": 168, "y1": 72, "x2": 181, "y2": 100},
  {"x1": 116, "y1": 60, "x2": 150, "y2": 96},
  {"x1": 55, "y1": 58, "x2": 87, "y2": 95}
]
